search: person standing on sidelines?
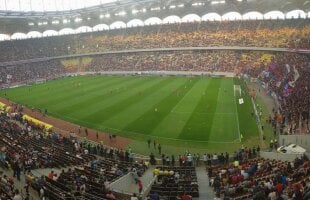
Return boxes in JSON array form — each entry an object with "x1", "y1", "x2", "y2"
[{"x1": 138, "y1": 180, "x2": 143, "y2": 194}]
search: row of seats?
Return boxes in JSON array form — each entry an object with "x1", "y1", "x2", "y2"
[
  {"x1": 0, "y1": 19, "x2": 309, "y2": 62},
  {"x1": 208, "y1": 157, "x2": 310, "y2": 199},
  {"x1": 150, "y1": 166, "x2": 199, "y2": 200},
  {"x1": 0, "y1": 114, "x2": 95, "y2": 170}
]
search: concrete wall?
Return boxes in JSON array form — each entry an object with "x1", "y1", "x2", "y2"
[
  {"x1": 278, "y1": 135, "x2": 310, "y2": 152},
  {"x1": 109, "y1": 173, "x2": 133, "y2": 199},
  {"x1": 260, "y1": 151, "x2": 304, "y2": 162}
]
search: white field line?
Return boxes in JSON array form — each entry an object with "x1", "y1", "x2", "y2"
[
  {"x1": 213, "y1": 83, "x2": 240, "y2": 143},
  {"x1": 233, "y1": 91, "x2": 241, "y2": 142}
]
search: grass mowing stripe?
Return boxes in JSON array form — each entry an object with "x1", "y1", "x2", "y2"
[
  {"x1": 178, "y1": 78, "x2": 221, "y2": 140},
  {"x1": 101, "y1": 78, "x2": 186, "y2": 129},
  {"x1": 15, "y1": 76, "x2": 108, "y2": 108},
  {"x1": 50, "y1": 76, "x2": 136, "y2": 113},
  {"x1": 91, "y1": 78, "x2": 174, "y2": 124},
  {"x1": 0, "y1": 76, "x2": 88, "y2": 100},
  {"x1": 208, "y1": 78, "x2": 239, "y2": 142},
  {"x1": 233, "y1": 80, "x2": 241, "y2": 142},
  {"x1": 11, "y1": 75, "x2": 103, "y2": 104},
  {"x1": 79, "y1": 77, "x2": 163, "y2": 121},
  {"x1": 0, "y1": 75, "x2": 263, "y2": 154},
  {"x1": 234, "y1": 78, "x2": 259, "y2": 140},
  {"x1": 150, "y1": 78, "x2": 209, "y2": 138},
  {"x1": 123, "y1": 77, "x2": 199, "y2": 134},
  {"x1": 53, "y1": 77, "x2": 151, "y2": 117},
  {"x1": 36, "y1": 76, "x2": 121, "y2": 108}
]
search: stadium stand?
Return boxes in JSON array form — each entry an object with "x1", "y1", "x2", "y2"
[
  {"x1": 33, "y1": 158, "x2": 146, "y2": 200},
  {"x1": 0, "y1": 19, "x2": 309, "y2": 62},
  {"x1": 0, "y1": 107, "x2": 150, "y2": 199},
  {"x1": 207, "y1": 157, "x2": 309, "y2": 199},
  {"x1": 0, "y1": 2, "x2": 310, "y2": 199},
  {"x1": 1, "y1": 50, "x2": 308, "y2": 136},
  {"x1": 150, "y1": 166, "x2": 199, "y2": 200}
]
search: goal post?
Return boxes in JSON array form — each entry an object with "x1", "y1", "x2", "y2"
[{"x1": 234, "y1": 85, "x2": 242, "y2": 97}]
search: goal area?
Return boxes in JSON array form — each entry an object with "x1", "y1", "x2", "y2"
[{"x1": 234, "y1": 85, "x2": 242, "y2": 97}]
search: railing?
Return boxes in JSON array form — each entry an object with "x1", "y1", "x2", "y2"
[
  {"x1": 141, "y1": 175, "x2": 157, "y2": 199},
  {"x1": 1, "y1": 46, "x2": 309, "y2": 67}
]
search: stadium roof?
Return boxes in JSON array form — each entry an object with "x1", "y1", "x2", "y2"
[
  {"x1": 0, "y1": 0, "x2": 118, "y2": 12},
  {"x1": 0, "y1": 0, "x2": 309, "y2": 17},
  {"x1": 0, "y1": 0, "x2": 309, "y2": 35}
]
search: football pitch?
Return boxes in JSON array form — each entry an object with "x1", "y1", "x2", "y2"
[{"x1": 0, "y1": 75, "x2": 259, "y2": 151}]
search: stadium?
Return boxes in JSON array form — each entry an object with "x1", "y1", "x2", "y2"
[{"x1": 0, "y1": 0, "x2": 309, "y2": 199}]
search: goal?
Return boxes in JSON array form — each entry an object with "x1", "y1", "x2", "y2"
[{"x1": 234, "y1": 85, "x2": 242, "y2": 97}]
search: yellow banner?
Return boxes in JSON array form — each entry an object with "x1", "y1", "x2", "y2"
[
  {"x1": 0, "y1": 101, "x2": 11, "y2": 112},
  {"x1": 22, "y1": 114, "x2": 53, "y2": 130},
  {"x1": 5, "y1": 106, "x2": 11, "y2": 112},
  {"x1": 0, "y1": 102, "x2": 5, "y2": 108}
]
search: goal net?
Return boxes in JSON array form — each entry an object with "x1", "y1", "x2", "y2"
[{"x1": 234, "y1": 85, "x2": 242, "y2": 97}]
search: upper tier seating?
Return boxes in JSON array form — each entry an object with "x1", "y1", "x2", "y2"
[{"x1": 0, "y1": 19, "x2": 309, "y2": 62}]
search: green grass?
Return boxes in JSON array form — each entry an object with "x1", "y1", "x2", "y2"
[{"x1": 0, "y1": 75, "x2": 260, "y2": 153}]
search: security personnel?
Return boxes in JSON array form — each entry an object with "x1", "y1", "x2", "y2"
[
  {"x1": 270, "y1": 139, "x2": 274, "y2": 149},
  {"x1": 274, "y1": 139, "x2": 278, "y2": 149}
]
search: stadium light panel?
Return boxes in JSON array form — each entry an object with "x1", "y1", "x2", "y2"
[
  {"x1": 132, "y1": 9, "x2": 138, "y2": 14},
  {"x1": 28, "y1": 22, "x2": 35, "y2": 26},
  {"x1": 116, "y1": 11, "x2": 126, "y2": 16},
  {"x1": 87, "y1": 17, "x2": 91, "y2": 20},
  {"x1": 142, "y1": 8, "x2": 146, "y2": 13},
  {"x1": 74, "y1": 17, "x2": 82, "y2": 22},
  {"x1": 150, "y1": 7, "x2": 160, "y2": 11},
  {"x1": 119, "y1": 11, "x2": 126, "y2": 16},
  {"x1": 38, "y1": 22, "x2": 43, "y2": 26},
  {"x1": 211, "y1": 1, "x2": 225, "y2": 5},
  {"x1": 169, "y1": 5, "x2": 176, "y2": 9},
  {"x1": 100, "y1": 14, "x2": 104, "y2": 19},
  {"x1": 192, "y1": 2, "x2": 204, "y2": 6},
  {"x1": 52, "y1": 20, "x2": 60, "y2": 24},
  {"x1": 178, "y1": 4, "x2": 184, "y2": 8},
  {"x1": 105, "y1": 14, "x2": 110, "y2": 18},
  {"x1": 63, "y1": 19, "x2": 70, "y2": 24}
]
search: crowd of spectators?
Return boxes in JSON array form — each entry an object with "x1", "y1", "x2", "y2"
[
  {"x1": 0, "y1": 19, "x2": 309, "y2": 62},
  {"x1": 0, "y1": 49, "x2": 308, "y2": 135},
  {"x1": 0, "y1": 111, "x2": 97, "y2": 170},
  {"x1": 208, "y1": 156, "x2": 310, "y2": 199},
  {"x1": 35, "y1": 157, "x2": 147, "y2": 200},
  {"x1": 0, "y1": 17, "x2": 308, "y2": 136},
  {"x1": 243, "y1": 52, "x2": 310, "y2": 134},
  {"x1": 88, "y1": 51, "x2": 241, "y2": 72},
  {"x1": 150, "y1": 166, "x2": 199, "y2": 200},
  {"x1": 0, "y1": 173, "x2": 24, "y2": 200},
  {"x1": 0, "y1": 105, "x2": 150, "y2": 199},
  {"x1": 0, "y1": 60, "x2": 65, "y2": 88}
]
